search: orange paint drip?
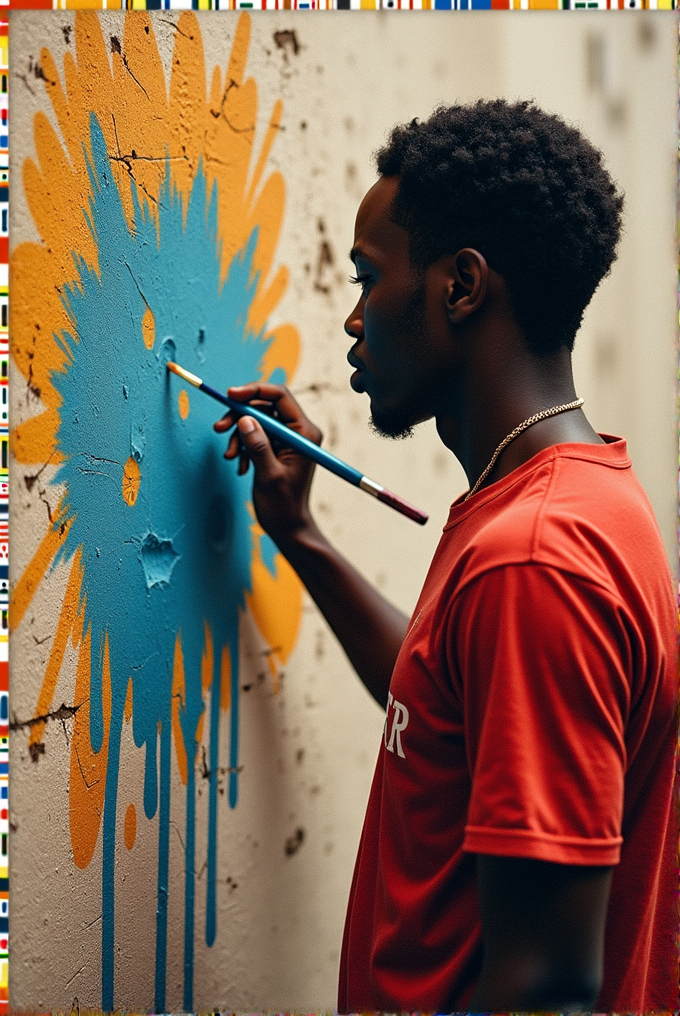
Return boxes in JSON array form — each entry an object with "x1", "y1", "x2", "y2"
[
  {"x1": 172, "y1": 632, "x2": 188, "y2": 786},
  {"x1": 70, "y1": 627, "x2": 112, "y2": 869},
  {"x1": 10, "y1": 510, "x2": 71, "y2": 634},
  {"x1": 196, "y1": 621, "x2": 214, "y2": 744},
  {"x1": 123, "y1": 677, "x2": 133, "y2": 723},
  {"x1": 201, "y1": 621, "x2": 214, "y2": 694},
  {"x1": 122, "y1": 456, "x2": 141, "y2": 506},
  {"x1": 124, "y1": 804, "x2": 137, "y2": 851},
  {"x1": 141, "y1": 307, "x2": 155, "y2": 351},
  {"x1": 178, "y1": 389, "x2": 190, "y2": 420},
  {"x1": 27, "y1": 545, "x2": 82, "y2": 746},
  {"x1": 220, "y1": 644, "x2": 231, "y2": 712}
]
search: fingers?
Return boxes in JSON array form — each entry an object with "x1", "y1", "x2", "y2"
[
  {"x1": 235, "y1": 416, "x2": 283, "y2": 483},
  {"x1": 214, "y1": 383, "x2": 323, "y2": 447},
  {"x1": 227, "y1": 383, "x2": 305, "y2": 428},
  {"x1": 223, "y1": 429, "x2": 241, "y2": 460}
]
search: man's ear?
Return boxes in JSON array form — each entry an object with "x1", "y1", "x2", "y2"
[{"x1": 445, "y1": 248, "x2": 488, "y2": 325}]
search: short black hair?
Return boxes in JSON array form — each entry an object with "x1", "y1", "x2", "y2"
[{"x1": 375, "y1": 99, "x2": 624, "y2": 356}]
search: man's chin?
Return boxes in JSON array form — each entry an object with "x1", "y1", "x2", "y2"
[{"x1": 368, "y1": 411, "x2": 415, "y2": 441}]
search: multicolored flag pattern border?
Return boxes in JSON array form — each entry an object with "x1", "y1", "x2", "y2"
[{"x1": 3, "y1": 3, "x2": 677, "y2": 1013}]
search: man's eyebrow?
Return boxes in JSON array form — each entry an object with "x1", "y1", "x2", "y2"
[{"x1": 349, "y1": 245, "x2": 371, "y2": 264}]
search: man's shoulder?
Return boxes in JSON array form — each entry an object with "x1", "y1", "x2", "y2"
[{"x1": 449, "y1": 445, "x2": 670, "y2": 603}]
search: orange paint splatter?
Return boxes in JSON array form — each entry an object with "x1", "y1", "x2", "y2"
[
  {"x1": 141, "y1": 307, "x2": 155, "y2": 351},
  {"x1": 122, "y1": 456, "x2": 141, "y2": 506},
  {"x1": 178, "y1": 389, "x2": 190, "y2": 420},
  {"x1": 124, "y1": 804, "x2": 137, "y2": 851},
  {"x1": 245, "y1": 518, "x2": 303, "y2": 692}
]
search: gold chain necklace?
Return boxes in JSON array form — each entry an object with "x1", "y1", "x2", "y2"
[{"x1": 464, "y1": 398, "x2": 584, "y2": 502}]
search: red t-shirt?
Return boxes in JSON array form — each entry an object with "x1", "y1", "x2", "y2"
[{"x1": 339, "y1": 436, "x2": 678, "y2": 1013}]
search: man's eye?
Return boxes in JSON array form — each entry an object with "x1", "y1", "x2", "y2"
[{"x1": 349, "y1": 274, "x2": 372, "y2": 292}]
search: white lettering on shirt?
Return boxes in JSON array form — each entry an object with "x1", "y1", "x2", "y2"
[{"x1": 385, "y1": 697, "x2": 409, "y2": 759}]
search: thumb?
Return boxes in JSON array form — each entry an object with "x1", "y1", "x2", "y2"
[{"x1": 237, "y1": 416, "x2": 282, "y2": 481}]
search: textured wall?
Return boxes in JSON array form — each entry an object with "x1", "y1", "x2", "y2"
[{"x1": 9, "y1": 11, "x2": 677, "y2": 1013}]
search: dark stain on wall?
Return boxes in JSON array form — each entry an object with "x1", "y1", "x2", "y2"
[
  {"x1": 273, "y1": 29, "x2": 300, "y2": 59},
  {"x1": 284, "y1": 827, "x2": 305, "y2": 856}
]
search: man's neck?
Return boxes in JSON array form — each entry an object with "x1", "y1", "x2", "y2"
[{"x1": 435, "y1": 344, "x2": 603, "y2": 495}]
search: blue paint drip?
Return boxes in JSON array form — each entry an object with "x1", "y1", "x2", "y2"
[
  {"x1": 51, "y1": 114, "x2": 272, "y2": 1010},
  {"x1": 155, "y1": 714, "x2": 171, "y2": 1014}
]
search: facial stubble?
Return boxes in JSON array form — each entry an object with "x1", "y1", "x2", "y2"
[{"x1": 368, "y1": 282, "x2": 427, "y2": 441}]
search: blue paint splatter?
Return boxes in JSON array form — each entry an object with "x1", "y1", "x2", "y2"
[{"x1": 51, "y1": 114, "x2": 279, "y2": 1012}]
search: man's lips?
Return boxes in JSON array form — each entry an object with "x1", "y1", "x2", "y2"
[
  {"x1": 347, "y1": 351, "x2": 366, "y2": 393},
  {"x1": 350, "y1": 368, "x2": 366, "y2": 393}
]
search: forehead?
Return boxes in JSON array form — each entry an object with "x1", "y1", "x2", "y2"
[{"x1": 352, "y1": 176, "x2": 410, "y2": 267}]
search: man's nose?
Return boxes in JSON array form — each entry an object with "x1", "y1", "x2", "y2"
[{"x1": 344, "y1": 300, "x2": 364, "y2": 340}]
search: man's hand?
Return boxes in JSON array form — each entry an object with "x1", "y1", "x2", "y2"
[
  {"x1": 469, "y1": 855, "x2": 613, "y2": 1011},
  {"x1": 214, "y1": 382, "x2": 322, "y2": 545},
  {"x1": 214, "y1": 381, "x2": 408, "y2": 707}
]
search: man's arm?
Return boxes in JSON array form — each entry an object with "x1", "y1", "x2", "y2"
[
  {"x1": 214, "y1": 382, "x2": 408, "y2": 709},
  {"x1": 469, "y1": 855, "x2": 613, "y2": 1011}
]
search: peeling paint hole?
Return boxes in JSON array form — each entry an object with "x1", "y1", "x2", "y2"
[
  {"x1": 158, "y1": 337, "x2": 177, "y2": 366},
  {"x1": 29, "y1": 742, "x2": 45, "y2": 763},
  {"x1": 241, "y1": 683, "x2": 252, "y2": 692},
  {"x1": 62, "y1": 25, "x2": 72, "y2": 45},
  {"x1": 122, "y1": 384, "x2": 129, "y2": 400},
  {"x1": 131, "y1": 424, "x2": 146, "y2": 464},
  {"x1": 110, "y1": 35, "x2": 122, "y2": 56},
  {"x1": 273, "y1": 29, "x2": 300, "y2": 58},
  {"x1": 284, "y1": 827, "x2": 305, "y2": 856},
  {"x1": 140, "y1": 533, "x2": 180, "y2": 589}
]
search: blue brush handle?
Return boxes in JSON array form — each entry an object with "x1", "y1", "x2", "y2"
[{"x1": 201, "y1": 382, "x2": 363, "y2": 486}]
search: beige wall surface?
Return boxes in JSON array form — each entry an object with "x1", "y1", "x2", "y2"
[{"x1": 9, "y1": 10, "x2": 677, "y2": 1012}]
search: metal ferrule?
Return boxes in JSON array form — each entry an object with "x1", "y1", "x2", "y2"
[{"x1": 359, "y1": 476, "x2": 384, "y2": 498}]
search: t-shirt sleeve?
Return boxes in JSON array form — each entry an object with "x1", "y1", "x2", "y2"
[{"x1": 449, "y1": 563, "x2": 631, "y2": 866}]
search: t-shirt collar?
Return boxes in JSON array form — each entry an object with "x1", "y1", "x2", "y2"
[{"x1": 444, "y1": 434, "x2": 630, "y2": 530}]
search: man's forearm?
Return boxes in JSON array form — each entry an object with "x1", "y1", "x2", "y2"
[{"x1": 275, "y1": 521, "x2": 408, "y2": 709}]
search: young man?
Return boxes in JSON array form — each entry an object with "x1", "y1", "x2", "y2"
[{"x1": 215, "y1": 100, "x2": 677, "y2": 1012}]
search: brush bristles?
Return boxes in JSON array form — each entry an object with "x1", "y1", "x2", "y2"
[{"x1": 166, "y1": 362, "x2": 202, "y2": 388}]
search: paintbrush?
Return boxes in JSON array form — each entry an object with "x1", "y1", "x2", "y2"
[{"x1": 166, "y1": 361, "x2": 428, "y2": 525}]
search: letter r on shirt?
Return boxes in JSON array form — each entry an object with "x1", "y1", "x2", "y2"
[{"x1": 386, "y1": 699, "x2": 409, "y2": 759}]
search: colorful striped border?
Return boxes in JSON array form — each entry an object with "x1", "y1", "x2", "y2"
[{"x1": 2, "y1": 4, "x2": 676, "y2": 1014}]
